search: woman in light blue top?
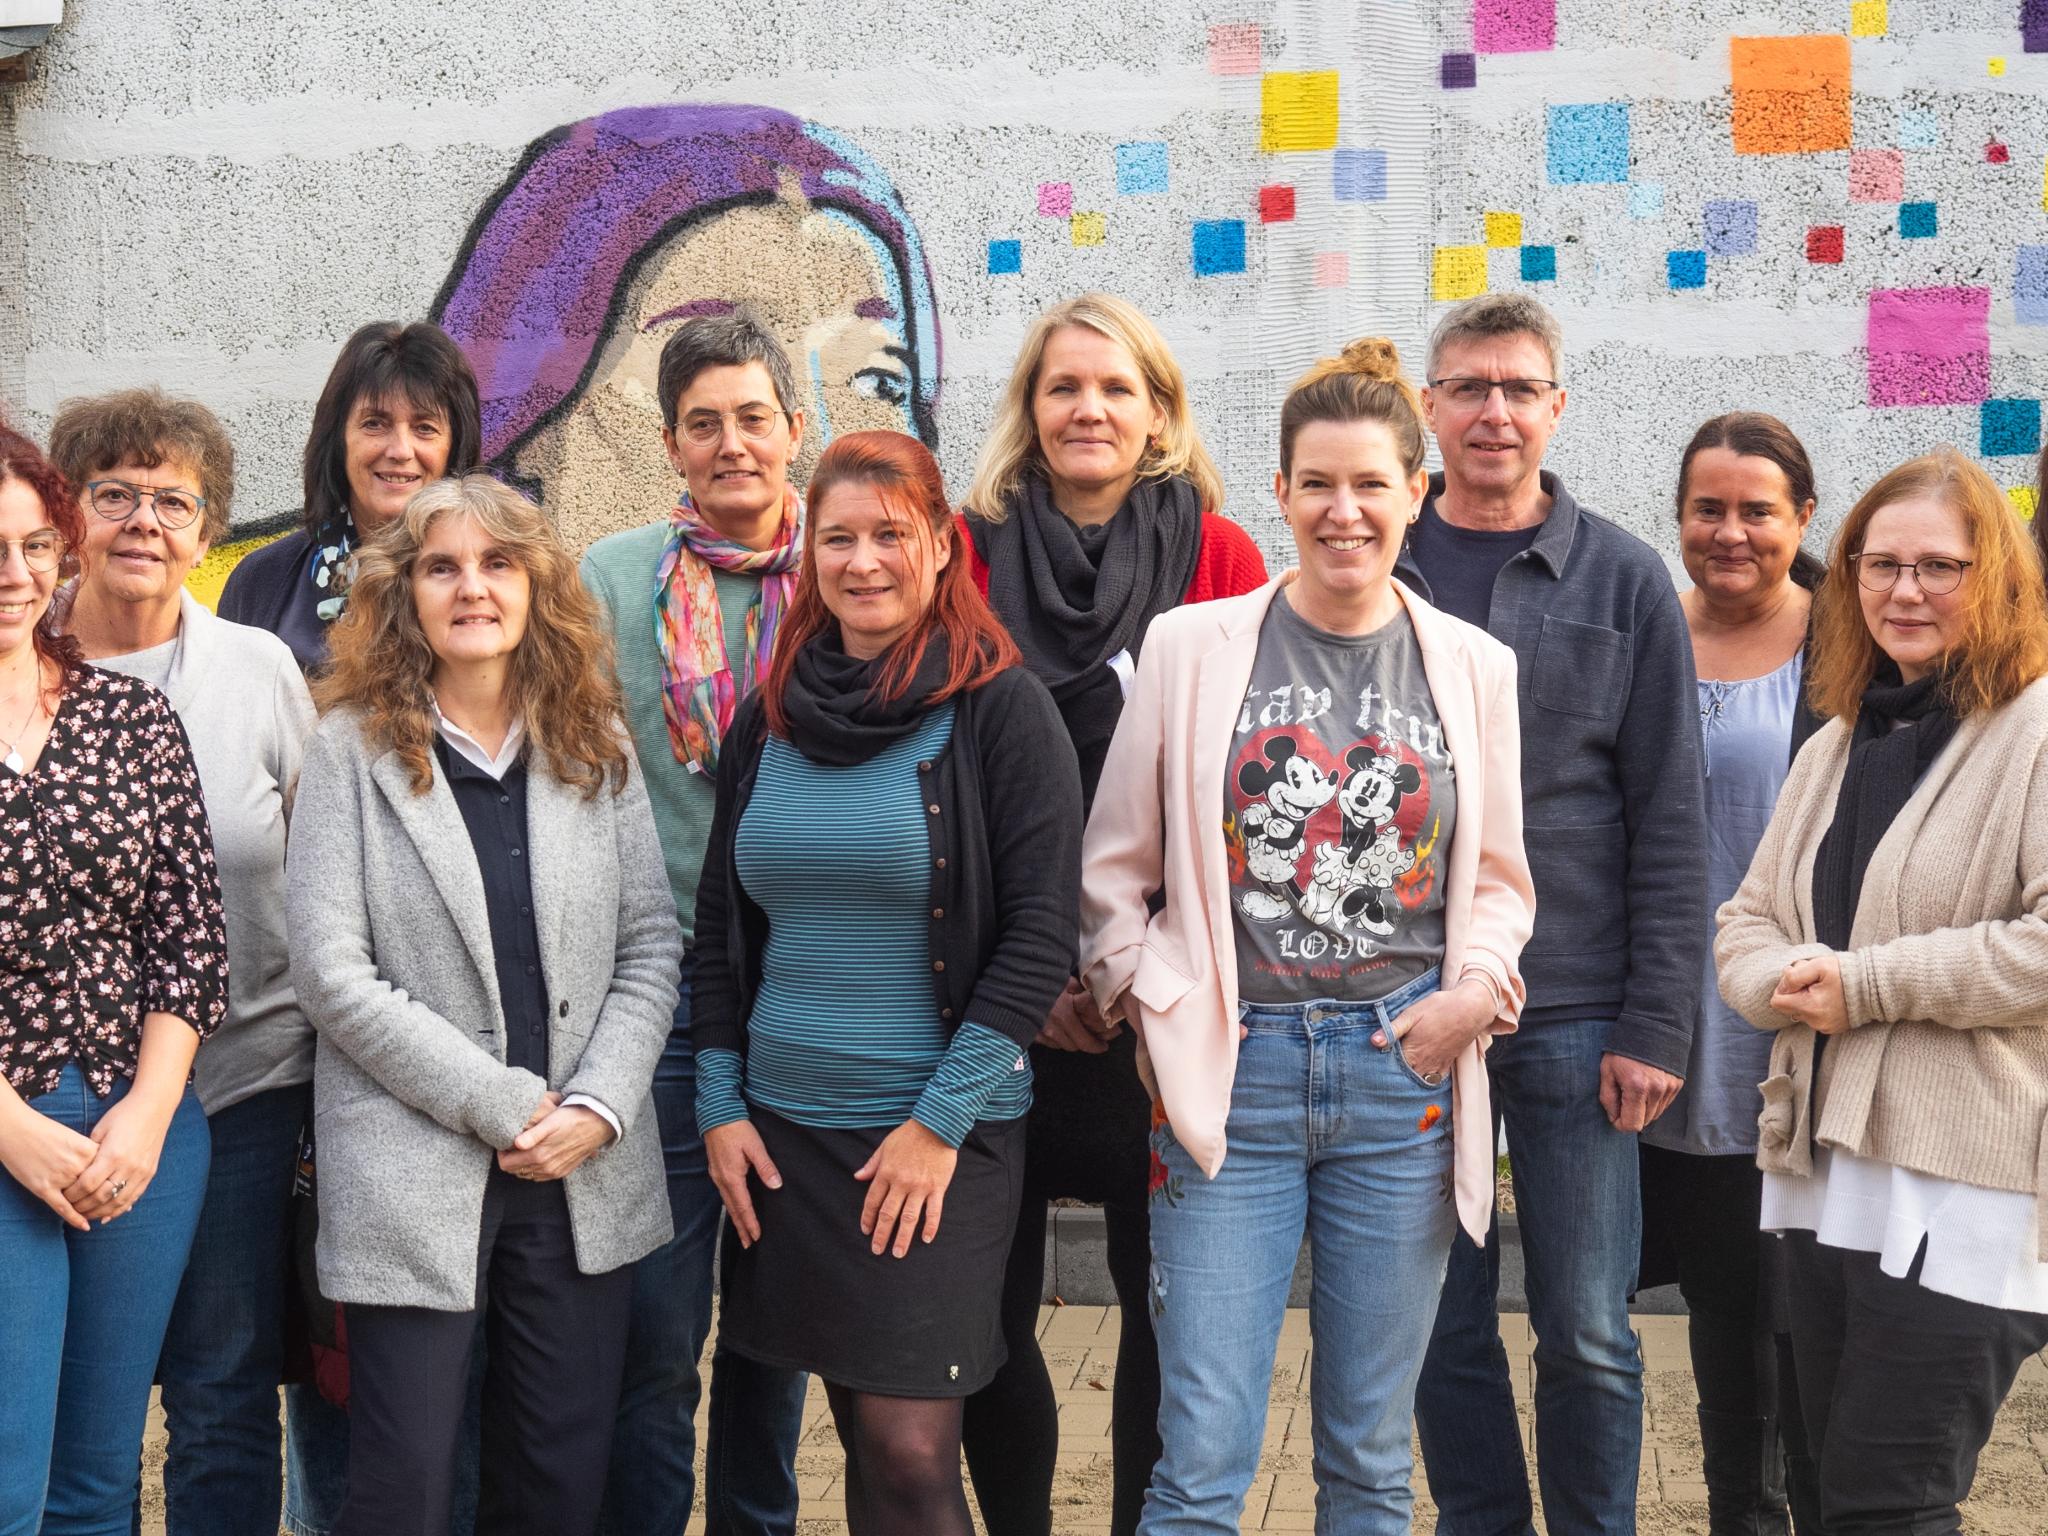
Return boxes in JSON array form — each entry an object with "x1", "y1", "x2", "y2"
[{"x1": 1643, "y1": 413, "x2": 1823, "y2": 1535}]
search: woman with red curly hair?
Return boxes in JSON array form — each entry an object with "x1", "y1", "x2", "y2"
[
  {"x1": 0, "y1": 422, "x2": 228, "y2": 1531},
  {"x1": 692, "y1": 430, "x2": 1082, "y2": 1535}
]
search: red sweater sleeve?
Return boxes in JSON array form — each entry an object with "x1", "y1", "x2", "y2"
[
  {"x1": 1185, "y1": 513, "x2": 1270, "y2": 603},
  {"x1": 958, "y1": 513, "x2": 992, "y2": 599}
]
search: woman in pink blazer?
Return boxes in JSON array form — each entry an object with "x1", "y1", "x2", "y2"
[{"x1": 1079, "y1": 339, "x2": 1536, "y2": 1535}]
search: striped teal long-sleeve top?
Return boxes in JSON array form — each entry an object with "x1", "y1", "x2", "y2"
[{"x1": 694, "y1": 704, "x2": 1031, "y2": 1147}]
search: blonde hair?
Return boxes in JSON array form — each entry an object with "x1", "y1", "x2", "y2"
[
  {"x1": 1279, "y1": 337, "x2": 1426, "y2": 478},
  {"x1": 962, "y1": 293, "x2": 1225, "y2": 518},
  {"x1": 315, "y1": 475, "x2": 628, "y2": 796},
  {"x1": 1807, "y1": 448, "x2": 2048, "y2": 722}
]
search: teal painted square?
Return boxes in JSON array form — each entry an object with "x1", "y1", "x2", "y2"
[
  {"x1": 1547, "y1": 102, "x2": 1630, "y2": 184},
  {"x1": 1667, "y1": 250, "x2": 1706, "y2": 290},
  {"x1": 987, "y1": 239, "x2": 1022, "y2": 275},
  {"x1": 1520, "y1": 245, "x2": 1557, "y2": 281},
  {"x1": 1115, "y1": 142, "x2": 1169, "y2": 195},
  {"x1": 1191, "y1": 219, "x2": 1246, "y2": 276},
  {"x1": 1981, "y1": 398, "x2": 2041, "y2": 457},
  {"x1": 1899, "y1": 201, "x2": 1937, "y2": 239}
]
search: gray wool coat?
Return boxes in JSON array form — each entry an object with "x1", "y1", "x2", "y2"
[{"x1": 286, "y1": 708, "x2": 682, "y2": 1311}]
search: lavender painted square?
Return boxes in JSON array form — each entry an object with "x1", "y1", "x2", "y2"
[
  {"x1": 2016, "y1": 246, "x2": 2048, "y2": 325},
  {"x1": 2025, "y1": 0, "x2": 2048, "y2": 52},
  {"x1": 1703, "y1": 200, "x2": 1758, "y2": 257},
  {"x1": 1333, "y1": 148, "x2": 1388, "y2": 202}
]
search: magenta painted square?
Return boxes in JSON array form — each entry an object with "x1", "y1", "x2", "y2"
[
  {"x1": 1313, "y1": 252, "x2": 1350, "y2": 288},
  {"x1": 1866, "y1": 287, "x2": 1991, "y2": 408},
  {"x1": 1474, "y1": 0, "x2": 1556, "y2": 53},
  {"x1": 1849, "y1": 149, "x2": 1904, "y2": 203},
  {"x1": 1207, "y1": 24, "x2": 1262, "y2": 75},
  {"x1": 1037, "y1": 182, "x2": 1073, "y2": 218}
]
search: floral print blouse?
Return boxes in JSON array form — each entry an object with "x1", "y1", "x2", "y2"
[{"x1": 0, "y1": 665, "x2": 228, "y2": 1098}]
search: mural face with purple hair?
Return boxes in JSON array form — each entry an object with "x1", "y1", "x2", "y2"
[{"x1": 433, "y1": 105, "x2": 941, "y2": 550}]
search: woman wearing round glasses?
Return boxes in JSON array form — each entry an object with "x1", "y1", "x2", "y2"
[
  {"x1": 0, "y1": 421, "x2": 228, "y2": 1530},
  {"x1": 48, "y1": 388, "x2": 320, "y2": 1534},
  {"x1": 1717, "y1": 449, "x2": 2048, "y2": 1531}
]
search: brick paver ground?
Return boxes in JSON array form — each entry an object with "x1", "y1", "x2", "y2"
[{"x1": 139, "y1": 1306, "x2": 2048, "y2": 1533}]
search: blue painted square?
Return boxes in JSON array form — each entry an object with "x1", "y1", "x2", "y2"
[
  {"x1": 1703, "y1": 199, "x2": 1758, "y2": 257},
  {"x1": 1441, "y1": 52, "x2": 1478, "y2": 88},
  {"x1": 1332, "y1": 147, "x2": 1388, "y2": 202},
  {"x1": 1898, "y1": 106, "x2": 1939, "y2": 150},
  {"x1": 1981, "y1": 398, "x2": 2042, "y2": 457},
  {"x1": 986, "y1": 239, "x2": 1022, "y2": 276},
  {"x1": 1520, "y1": 245, "x2": 1557, "y2": 282},
  {"x1": 1191, "y1": 219, "x2": 1247, "y2": 277},
  {"x1": 1898, "y1": 201, "x2": 1937, "y2": 239},
  {"x1": 2016, "y1": 246, "x2": 2048, "y2": 325},
  {"x1": 1547, "y1": 103, "x2": 1630, "y2": 185},
  {"x1": 1628, "y1": 182, "x2": 1665, "y2": 220},
  {"x1": 1115, "y1": 141, "x2": 1169, "y2": 196},
  {"x1": 1667, "y1": 250, "x2": 1707, "y2": 290}
]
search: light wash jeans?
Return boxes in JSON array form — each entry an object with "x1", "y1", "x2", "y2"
[{"x1": 1142, "y1": 968, "x2": 1457, "y2": 1536}]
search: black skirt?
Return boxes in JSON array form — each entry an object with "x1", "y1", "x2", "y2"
[{"x1": 718, "y1": 1107, "x2": 1025, "y2": 1397}]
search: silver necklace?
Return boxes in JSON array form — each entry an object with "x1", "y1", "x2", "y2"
[{"x1": 0, "y1": 665, "x2": 46, "y2": 775}]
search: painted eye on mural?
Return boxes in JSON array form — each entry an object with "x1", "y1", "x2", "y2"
[{"x1": 850, "y1": 365, "x2": 910, "y2": 407}]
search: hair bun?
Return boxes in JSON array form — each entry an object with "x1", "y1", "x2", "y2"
[{"x1": 1337, "y1": 337, "x2": 1404, "y2": 382}]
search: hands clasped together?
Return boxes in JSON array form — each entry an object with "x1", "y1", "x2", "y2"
[{"x1": 497, "y1": 1091, "x2": 616, "y2": 1182}]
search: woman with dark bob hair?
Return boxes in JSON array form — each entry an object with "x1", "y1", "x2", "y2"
[
  {"x1": 219, "y1": 320, "x2": 482, "y2": 670},
  {"x1": 693, "y1": 430, "x2": 1082, "y2": 1535},
  {"x1": 1718, "y1": 449, "x2": 2048, "y2": 1534},
  {"x1": 286, "y1": 476, "x2": 681, "y2": 1534},
  {"x1": 0, "y1": 421, "x2": 228, "y2": 1531}
]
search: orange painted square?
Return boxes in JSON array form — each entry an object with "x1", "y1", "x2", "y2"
[{"x1": 1730, "y1": 34, "x2": 1851, "y2": 155}]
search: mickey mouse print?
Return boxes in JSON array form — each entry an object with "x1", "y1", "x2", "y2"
[{"x1": 1224, "y1": 595, "x2": 1457, "y2": 1003}]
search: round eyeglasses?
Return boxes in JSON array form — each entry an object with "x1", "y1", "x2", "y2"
[
  {"x1": 676, "y1": 408, "x2": 788, "y2": 446},
  {"x1": 0, "y1": 532, "x2": 68, "y2": 575},
  {"x1": 1850, "y1": 554, "x2": 1973, "y2": 595},
  {"x1": 86, "y1": 479, "x2": 206, "y2": 531}
]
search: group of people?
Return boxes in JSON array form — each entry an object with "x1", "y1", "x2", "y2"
[{"x1": 0, "y1": 285, "x2": 2043, "y2": 1536}]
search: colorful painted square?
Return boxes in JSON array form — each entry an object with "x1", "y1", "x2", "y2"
[
  {"x1": 1441, "y1": 52, "x2": 1479, "y2": 88},
  {"x1": 987, "y1": 239, "x2": 1022, "y2": 276},
  {"x1": 1989, "y1": 139, "x2": 2011, "y2": 163},
  {"x1": 1898, "y1": 201, "x2": 1937, "y2": 238},
  {"x1": 1668, "y1": 250, "x2": 1708, "y2": 290},
  {"x1": 1475, "y1": 0, "x2": 1556, "y2": 52},
  {"x1": 1981, "y1": 398, "x2": 2042, "y2": 456},
  {"x1": 1433, "y1": 245, "x2": 1489, "y2": 300},
  {"x1": 1261, "y1": 71, "x2": 1340, "y2": 152},
  {"x1": 1037, "y1": 182, "x2": 1073, "y2": 218},
  {"x1": 1807, "y1": 225, "x2": 1845, "y2": 263},
  {"x1": 1115, "y1": 142, "x2": 1169, "y2": 196},
  {"x1": 1898, "y1": 105, "x2": 1938, "y2": 150},
  {"x1": 1990, "y1": 55, "x2": 2007, "y2": 75},
  {"x1": 1629, "y1": 183, "x2": 1665, "y2": 219},
  {"x1": 1520, "y1": 245, "x2": 1557, "y2": 282},
  {"x1": 2011, "y1": 486, "x2": 2041, "y2": 520},
  {"x1": 1485, "y1": 212, "x2": 1524, "y2": 248},
  {"x1": 1866, "y1": 287, "x2": 1991, "y2": 407},
  {"x1": 2025, "y1": 0, "x2": 2048, "y2": 52},
  {"x1": 1208, "y1": 23, "x2": 1262, "y2": 75},
  {"x1": 1704, "y1": 200, "x2": 1758, "y2": 256},
  {"x1": 2014, "y1": 245, "x2": 2048, "y2": 324},
  {"x1": 1313, "y1": 251, "x2": 1351, "y2": 288},
  {"x1": 1851, "y1": 0, "x2": 1887, "y2": 36},
  {"x1": 1192, "y1": 219, "x2": 1247, "y2": 276},
  {"x1": 1547, "y1": 102, "x2": 1631, "y2": 184},
  {"x1": 1258, "y1": 185, "x2": 1296, "y2": 223},
  {"x1": 1730, "y1": 35, "x2": 1852, "y2": 155},
  {"x1": 1071, "y1": 212, "x2": 1106, "y2": 247},
  {"x1": 1333, "y1": 148, "x2": 1389, "y2": 201},
  {"x1": 1850, "y1": 148, "x2": 1905, "y2": 202}
]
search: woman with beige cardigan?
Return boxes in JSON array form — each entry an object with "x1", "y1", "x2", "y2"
[{"x1": 1715, "y1": 448, "x2": 2048, "y2": 1536}]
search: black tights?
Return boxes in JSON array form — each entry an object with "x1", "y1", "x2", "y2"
[
  {"x1": 962, "y1": 1197, "x2": 1160, "y2": 1536},
  {"x1": 823, "y1": 1383, "x2": 972, "y2": 1536}
]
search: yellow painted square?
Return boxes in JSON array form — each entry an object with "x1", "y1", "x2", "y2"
[
  {"x1": 1850, "y1": 0, "x2": 1886, "y2": 37},
  {"x1": 1071, "y1": 212, "x2": 1106, "y2": 247},
  {"x1": 1432, "y1": 245, "x2": 1489, "y2": 302},
  {"x1": 1260, "y1": 71, "x2": 1340, "y2": 153},
  {"x1": 1484, "y1": 211, "x2": 1523, "y2": 248},
  {"x1": 2010, "y1": 486, "x2": 2039, "y2": 521},
  {"x1": 1989, "y1": 55, "x2": 2007, "y2": 76}
]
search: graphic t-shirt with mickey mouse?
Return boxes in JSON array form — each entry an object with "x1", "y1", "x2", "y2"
[{"x1": 1225, "y1": 593, "x2": 1456, "y2": 1004}]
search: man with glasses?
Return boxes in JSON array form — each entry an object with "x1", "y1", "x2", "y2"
[
  {"x1": 1398, "y1": 294, "x2": 1708, "y2": 1535},
  {"x1": 579, "y1": 309, "x2": 811, "y2": 1536}
]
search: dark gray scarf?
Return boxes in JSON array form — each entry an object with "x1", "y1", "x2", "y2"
[{"x1": 780, "y1": 629, "x2": 956, "y2": 768}]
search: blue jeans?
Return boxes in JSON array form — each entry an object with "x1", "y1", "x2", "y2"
[
  {"x1": 1142, "y1": 970, "x2": 1456, "y2": 1536},
  {"x1": 158, "y1": 1082, "x2": 332, "y2": 1536},
  {"x1": 1415, "y1": 1016, "x2": 1644, "y2": 1536},
  {"x1": 0, "y1": 1064, "x2": 209, "y2": 1536},
  {"x1": 598, "y1": 958, "x2": 808, "y2": 1536}
]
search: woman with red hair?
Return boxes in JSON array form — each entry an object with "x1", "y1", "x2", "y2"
[{"x1": 691, "y1": 430, "x2": 1082, "y2": 1535}]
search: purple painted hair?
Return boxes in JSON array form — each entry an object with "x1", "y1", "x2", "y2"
[{"x1": 430, "y1": 103, "x2": 942, "y2": 467}]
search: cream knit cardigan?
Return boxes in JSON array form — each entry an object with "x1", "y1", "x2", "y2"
[{"x1": 1715, "y1": 673, "x2": 2048, "y2": 1259}]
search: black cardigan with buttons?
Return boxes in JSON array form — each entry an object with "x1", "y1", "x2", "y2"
[{"x1": 691, "y1": 664, "x2": 1084, "y2": 1060}]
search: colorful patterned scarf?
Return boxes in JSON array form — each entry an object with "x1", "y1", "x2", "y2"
[{"x1": 654, "y1": 487, "x2": 803, "y2": 775}]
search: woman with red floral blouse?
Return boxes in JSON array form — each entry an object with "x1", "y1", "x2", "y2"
[{"x1": 0, "y1": 422, "x2": 228, "y2": 1533}]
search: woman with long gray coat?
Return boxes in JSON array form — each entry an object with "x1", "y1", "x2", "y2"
[{"x1": 286, "y1": 475, "x2": 681, "y2": 1536}]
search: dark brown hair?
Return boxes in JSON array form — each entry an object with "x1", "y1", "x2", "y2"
[
  {"x1": 48, "y1": 387, "x2": 237, "y2": 543},
  {"x1": 1675, "y1": 412, "x2": 1824, "y2": 590},
  {"x1": 1278, "y1": 337, "x2": 1426, "y2": 480}
]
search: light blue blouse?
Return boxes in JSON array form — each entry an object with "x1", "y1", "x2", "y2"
[{"x1": 1645, "y1": 651, "x2": 1805, "y2": 1157}]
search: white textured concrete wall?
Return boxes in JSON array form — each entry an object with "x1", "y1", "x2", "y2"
[{"x1": 3, "y1": 0, "x2": 2047, "y2": 566}]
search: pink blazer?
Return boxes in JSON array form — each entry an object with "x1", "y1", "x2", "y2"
[{"x1": 1079, "y1": 574, "x2": 1534, "y2": 1245}]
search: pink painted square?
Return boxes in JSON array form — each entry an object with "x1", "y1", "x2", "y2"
[
  {"x1": 1037, "y1": 182, "x2": 1073, "y2": 218},
  {"x1": 1866, "y1": 287, "x2": 1990, "y2": 407},
  {"x1": 1474, "y1": 0, "x2": 1556, "y2": 53},
  {"x1": 1849, "y1": 149, "x2": 1905, "y2": 203},
  {"x1": 1208, "y1": 23, "x2": 1262, "y2": 75},
  {"x1": 1313, "y1": 252, "x2": 1350, "y2": 288}
]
